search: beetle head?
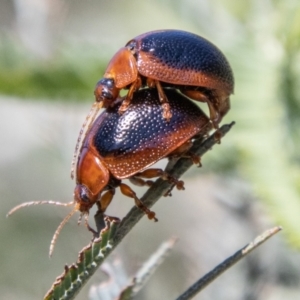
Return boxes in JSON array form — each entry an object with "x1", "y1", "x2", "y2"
[
  {"x1": 75, "y1": 147, "x2": 110, "y2": 212},
  {"x1": 94, "y1": 78, "x2": 119, "y2": 107},
  {"x1": 100, "y1": 47, "x2": 138, "y2": 92},
  {"x1": 73, "y1": 184, "x2": 98, "y2": 213}
]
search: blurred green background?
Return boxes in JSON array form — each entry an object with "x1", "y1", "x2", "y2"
[{"x1": 1, "y1": 0, "x2": 300, "y2": 299}]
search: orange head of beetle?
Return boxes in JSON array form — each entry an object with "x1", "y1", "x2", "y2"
[
  {"x1": 94, "y1": 47, "x2": 138, "y2": 106},
  {"x1": 74, "y1": 146, "x2": 110, "y2": 214},
  {"x1": 94, "y1": 78, "x2": 119, "y2": 107}
]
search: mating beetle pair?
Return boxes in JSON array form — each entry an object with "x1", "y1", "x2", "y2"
[
  {"x1": 72, "y1": 29, "x2": 233, "y2": 232},
  {"x1": 8, "y1": 30, "x2": 233, "y2": 255}
]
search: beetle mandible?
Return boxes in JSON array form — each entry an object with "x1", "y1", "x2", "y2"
[
  {"x1": 94, "y1": 29, "x2": 234, "y2": 128},
  {"x1": 7, "y1": 88, "x2": 212, "y2": 256}
]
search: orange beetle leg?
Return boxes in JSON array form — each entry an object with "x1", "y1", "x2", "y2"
[
  {"x1": 179, "y1": 152, "x2": 202, "y2": 166},
  {"x1": 135, "y1": 168, "x2": 185, "y2": 191},
  {"x1": 182, "y1": 89, "x2": 220, "y2": 129},
  {"x1": 147, "y1": 78, "x2": 171, "y2": 120},
  {"x1": 98, "y1": 189, "x2": 115, "y2": 213},
  {"x1": 154, "y1": 80, "x2": 172, "y2": 121},
  {"x1": 129, "y1": 176, "x2": 153, "y2": 187},
  {"x1": 146, "y1": 77, "x2": 156, "y2": 88},
  {"x1": 211, "y1": 128, "x2": 223, "y2": 145},
  {"x1": 188, "y1": 154, "x2": 201, "y2": 166},
  {"x1": 169, "y1": 140, "x2": 193, "y2": 157},
  {"x1": 168, "y1": 141, "x2": 201, "y2": 166},
  {"x1": 92, "y1": 189, "x2": 116, "y2": 235},
  {"x1": 119, "y1": 183, "x2": 158, "y2": 221},
  {"x1": 118, "y1": 76, "x2": 142, "y2": 113}
]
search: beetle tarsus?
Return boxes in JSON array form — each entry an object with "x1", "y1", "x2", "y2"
[
  {"x1": 213, "y1": 128, "x2": 223, "y2": 144},
  {"x1": 164, "y1": 189, "x2": 173, "y2": 197},
  {"x1": 184, "y1": 153, "x2": 202, "y2": 166},
  {"x1": 162, "y1": 103, "x2": 172, "y2": 121},
  {"x1": 154, "y1": 80, "x2": 172, "y2": 121}
]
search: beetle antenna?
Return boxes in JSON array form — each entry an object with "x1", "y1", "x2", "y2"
[
  {"x1": 6, "y1": 200, "x2": 74, "y2": 217},
  {"x1": 71, "y1": 101, "x2": 103, "y2": 180},
  {"x1": 49, "y1": 206, "x2": 77, "y2": 257}
]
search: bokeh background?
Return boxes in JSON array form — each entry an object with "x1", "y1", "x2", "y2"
[{"x1": 1, "y1": 0, "x2": 300, "y2": 299}]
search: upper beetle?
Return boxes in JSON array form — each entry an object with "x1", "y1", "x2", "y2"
[
  {"x1": 95, "y1": 29, "x2": 234, "y2": 128},
  {"x1": 7, "y1": 88, "x2": 211, "y2": 255}
]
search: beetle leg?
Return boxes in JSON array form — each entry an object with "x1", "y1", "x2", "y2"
[
  {"x1": 83, "y1": 213, "x2": 99, "y2": 237},
  {"x1": 178, "y1": 152, "x2": 201, "y2": 166},
  {"x1": 98, "y1": 189, "x2": 115, "y2": 213},
  {"x1": 147, "y1": 78, "x2": 172, "y2": 120},
  {"x1": 93, "y1": 210, "x2": 106, "y2": 237},
  {"x1": 154, "y1": 80, "x2": 172, "y2": 121},
  {"x1": 118, "y1": 76, "x2": 142, "y2": 113},
  {"x1": 135, "y1": 168, "x2": 185, "y2": 190},
  {"x1": 169, "y1": 140, "x2": 193, "y2": 157},
  {"x1": 181, "y1": 89, "x2": 220, "y2": 128},
  {"x1": 93, "y1": 208, "x2": 121, "y2": 237},
  {"x1": 188, "y1": 154, "x2": 201, "y2": 166},
  {"x1": 129, "y1": 176, "x2": 153, "y2": 187},
  {"x1": 87, "y1": 189, "x2": 116, "y2": 236},
  {"x1": 119, "y1": 183, "x2": 158, "y2": 221},
  {"x1": 146, "y1": 77, "x2": 156, "y2": 88},
  {"x1": 167, "y1": 140, "x2": 201, "y2": 166},
  {"x1": 164, "y1": 140, "x2": 193, "y2": 172}
]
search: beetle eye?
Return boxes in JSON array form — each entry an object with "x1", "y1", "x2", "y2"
[
  {"x1": 97, "y1": 78, "x2": 114, "y2": 88},
  {"x1": 127, "y1": 41, "x2": 136, "y2": 52},
  {"x1": 80, "y1": 189, "x2": 90, "y2": 203},
  {"x1": 101, "y1": 91, "x2": 113, "y2": 100},
  {"x1": 105, "y1": 78, "x2": 114, "y2": 88}
]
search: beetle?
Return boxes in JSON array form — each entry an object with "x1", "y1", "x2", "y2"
[
  {"x1": 7, "y1": 88, "x2": 212, "y2": 256},
  {"x1": 94, "y1": 29, "x2": 234, "y2": 128}
]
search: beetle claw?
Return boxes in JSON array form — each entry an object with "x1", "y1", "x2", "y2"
[
  {"x1": 162, "y1": 103, "x2": 172, "y2": 121},
  {"x1": 213, "y1": 128, "x2": 223, "y2": 144},
  {"x1": 118, "y1": 102, "x2": 129, "y2": 114}
]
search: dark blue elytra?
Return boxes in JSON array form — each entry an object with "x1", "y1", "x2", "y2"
[
  {"x1": 129, "y1": 30, "x2": 234, "y2": 88},
  {"x1": 93, "y1": 88, "x2": 208, "y2": 158}
]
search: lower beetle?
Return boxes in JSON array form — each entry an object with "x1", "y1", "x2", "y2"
[
  {"x1": 95, "y1": 29, "x2": 234, "y2": 127},
  {"x1": 7, "y1": 88, "x2": 211, "y2": 255}
]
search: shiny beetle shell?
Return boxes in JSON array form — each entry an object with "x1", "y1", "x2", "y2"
[
  {"x1": 95, "y1": 30, "x2": 234, "y2": 127},
  {"x1": 127, "y1": 30, "x2": 233, "y2": 93}
]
